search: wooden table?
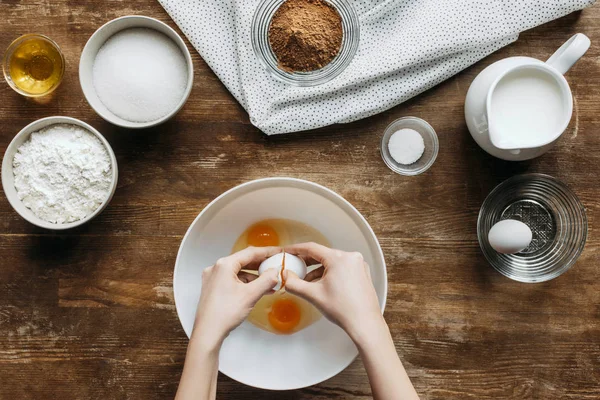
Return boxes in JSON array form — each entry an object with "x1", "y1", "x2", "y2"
[{"x1": 1, "y1": 2, "x2": 599, "y2": 399}]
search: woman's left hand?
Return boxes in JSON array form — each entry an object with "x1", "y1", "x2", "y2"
[{"x1": 192, "y1": 246, "x2": 281, "y2": 348}]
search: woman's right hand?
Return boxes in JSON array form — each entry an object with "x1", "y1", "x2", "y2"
[
  {"x1": 283, "y1": 242, "x2": 384, "y2": 342},
  {"x1": 285, "y1": 243, "x2": 419, "y2": 400}
]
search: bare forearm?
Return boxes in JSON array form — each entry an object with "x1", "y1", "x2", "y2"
[
  {"x1": 350, "y1": 316, "x2": 419, "y2": 400},
  {"x1": 174, "y1": 247, "x2": 282, "y2": 399},
  {"x1": 175, "y1": 333, "x2": 222, "y2": 400}
]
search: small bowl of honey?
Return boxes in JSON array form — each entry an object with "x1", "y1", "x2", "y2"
[{"x1": 2, "y1": 34, "x2": 65, "y2": 97}]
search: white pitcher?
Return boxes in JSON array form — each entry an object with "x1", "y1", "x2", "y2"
[{"x1": 465, "y1": 34, "x2": 590, "y2": 161}]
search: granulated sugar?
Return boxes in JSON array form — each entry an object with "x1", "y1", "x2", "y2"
[
  {"x1": 12, "y1": 124, "x2": 113, "y2": 224},
  {"x1": 92, "y1": 28, "x2": 188, "y2": 123}
]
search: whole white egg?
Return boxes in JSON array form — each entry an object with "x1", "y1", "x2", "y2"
[
  {"x1": 488, "y1": 219, "x2": 533, "y2": 254},
  {"x1": 258, "y1": 252, "x2": 307, "y2": 291}
]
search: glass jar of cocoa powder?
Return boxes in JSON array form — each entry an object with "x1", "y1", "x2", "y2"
[{"x1": 251, "y1": 0, "x2": 359, "y2": 86}]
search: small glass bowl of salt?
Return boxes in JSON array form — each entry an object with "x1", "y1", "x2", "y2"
[{"x1": 381, "y1": 116, "x2": 439, "y2": 176}]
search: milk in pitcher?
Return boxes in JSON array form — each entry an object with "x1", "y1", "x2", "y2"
[{"x1": 489, "y1": 67, "x2": 568, "y2": 149}]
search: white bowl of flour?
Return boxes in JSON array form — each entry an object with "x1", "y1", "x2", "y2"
[
  {"x1": 79, "y1": 16, "x2": 194, "y2": 129},
  {"x1": 1, "y1": 116, "x2": 118, "y2": 230}
]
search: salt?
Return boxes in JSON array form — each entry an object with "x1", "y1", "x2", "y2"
[
  {"x1": 93, "y1": 28, "x2": 188, "y2": 123},
  {"x1": 388, "y1": 128, "x2": 425, "y2": 165}
]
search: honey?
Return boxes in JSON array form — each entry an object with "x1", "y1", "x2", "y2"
[{"x1": 3, "y1": 34, "x2": 64, "y2": 96}]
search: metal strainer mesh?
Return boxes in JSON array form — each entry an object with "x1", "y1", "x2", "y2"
[
  {"x1": 500, "y1": 199, "x2": 555, "y2": 254},
  {"x1": 478, "y1": 174, "x2": 587, "y2": 283}
]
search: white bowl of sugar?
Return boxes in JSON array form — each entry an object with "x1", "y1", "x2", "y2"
[
  {"x1": 1, "y1": 116, "x2": 118, "y2": 230},
  {"x1": 79, "y1": 16, "x2": 194, "y2": 129}
]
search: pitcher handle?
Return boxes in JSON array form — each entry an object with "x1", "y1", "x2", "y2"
[{"x1": 546, "y1": 33, "x2": 591, "y2": 75}]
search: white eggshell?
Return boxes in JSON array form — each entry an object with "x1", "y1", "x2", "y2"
[
  {"x1": 488, "y1": 219, "x2": 533, "y2": 254},
  {"x1": 258, "y1": 252, "x2": 307, "y2": 291}
]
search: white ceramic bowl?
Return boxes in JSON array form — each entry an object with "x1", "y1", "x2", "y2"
[
  {"x1": 174, "y1": 178, "x2": 387, "y2": 390},
  {"x1": 79, "y1": 15, "x2": 194, "y2": 129},
  {"x1": 1, "y1": 116, "x2": 118, "y2": 230}
]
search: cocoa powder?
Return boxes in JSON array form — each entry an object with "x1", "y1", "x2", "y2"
[{"x1": 268, "y1": 0, "x2": 343, "y2": 72}]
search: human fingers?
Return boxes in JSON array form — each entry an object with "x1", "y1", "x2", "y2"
[
  {"x1": 285, "y1": 242, "x2": 332, "y2": 265},
  {"x1": 218, "y1": 246, "x2": 282, "y2": 272},
  {"x1": 364, "y1": 262, "x2": 372, "y2": 280},
  {"x1": 305, "y1": 265, "x2": 325, "y2": 282},
  {"x1": 284, "y1": 248, "x2": 320, "y2": 266},
  {"x1": 283, "y1": 270, "x2": 322, "y2": 304},
  {"x1": 246, "y1": 268, "x2": 279, "y2": 302},
  {"x1": 237, "y1": 270, "x2": 259, "y2": 284}
]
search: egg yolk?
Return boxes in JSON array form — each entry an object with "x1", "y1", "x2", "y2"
[
  {"x1": 247, "y1": 224, "x2": 279, "y2": 247},
  {"x1": 268, "y1": 298, "x2": 301, "y2": 333}
]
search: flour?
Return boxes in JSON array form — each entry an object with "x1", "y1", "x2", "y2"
[{"x1": 12, "y1": 124, "x2": 113, "y2": 224}]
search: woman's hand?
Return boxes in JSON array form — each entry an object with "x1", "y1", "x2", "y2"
[
  {"x1": 192, "y1": 246, "x2": 281, "y2": 348},
  {"x1": 176, "y1": 246, "x2": 281, "y2": 400},
  {"x1": 283, "y1": 242, "x2": 383, "y2": 342},
  {"x1": 284, "y1": 243, "x2": 419, "y2": 400},
  {"x1": 178, "y1": 243, "x2": 419, "y2": 400}
]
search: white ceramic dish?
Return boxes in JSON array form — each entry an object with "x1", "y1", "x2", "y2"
[
  {"x1": 1, "y1": 116, "x2": 118, "y2": 230},
  {"x1": 79, "y1": 15, "x2": 194, "y2": 129},
  {"x1": 174, "y1": 178, "x2": 387, "y2": 390},
  {"x1": 464, "y1": 33, "x2": 590, "y2": 161}
]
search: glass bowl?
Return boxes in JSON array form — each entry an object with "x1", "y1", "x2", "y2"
[
  {"x1": 251, "y1": 0, "x2": 360, "y2": 86},
  {"x1": 478, "y1": 174, "x2": 587, "y2": 283},
  {"x1": 2, "y1": 34, "x2": 65, "y2": 97},
  {"x1": 380, "y1": 117, "x2": 439, "y2": 176}
]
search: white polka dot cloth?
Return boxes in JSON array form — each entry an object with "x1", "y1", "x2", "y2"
[{"x1": 158, "y1": 0, "x2": 594, "y2": 135}]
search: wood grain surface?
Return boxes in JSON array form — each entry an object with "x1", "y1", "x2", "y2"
[{"x1": 1, "y1": 1, "x2": 599, "y2": 399}]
